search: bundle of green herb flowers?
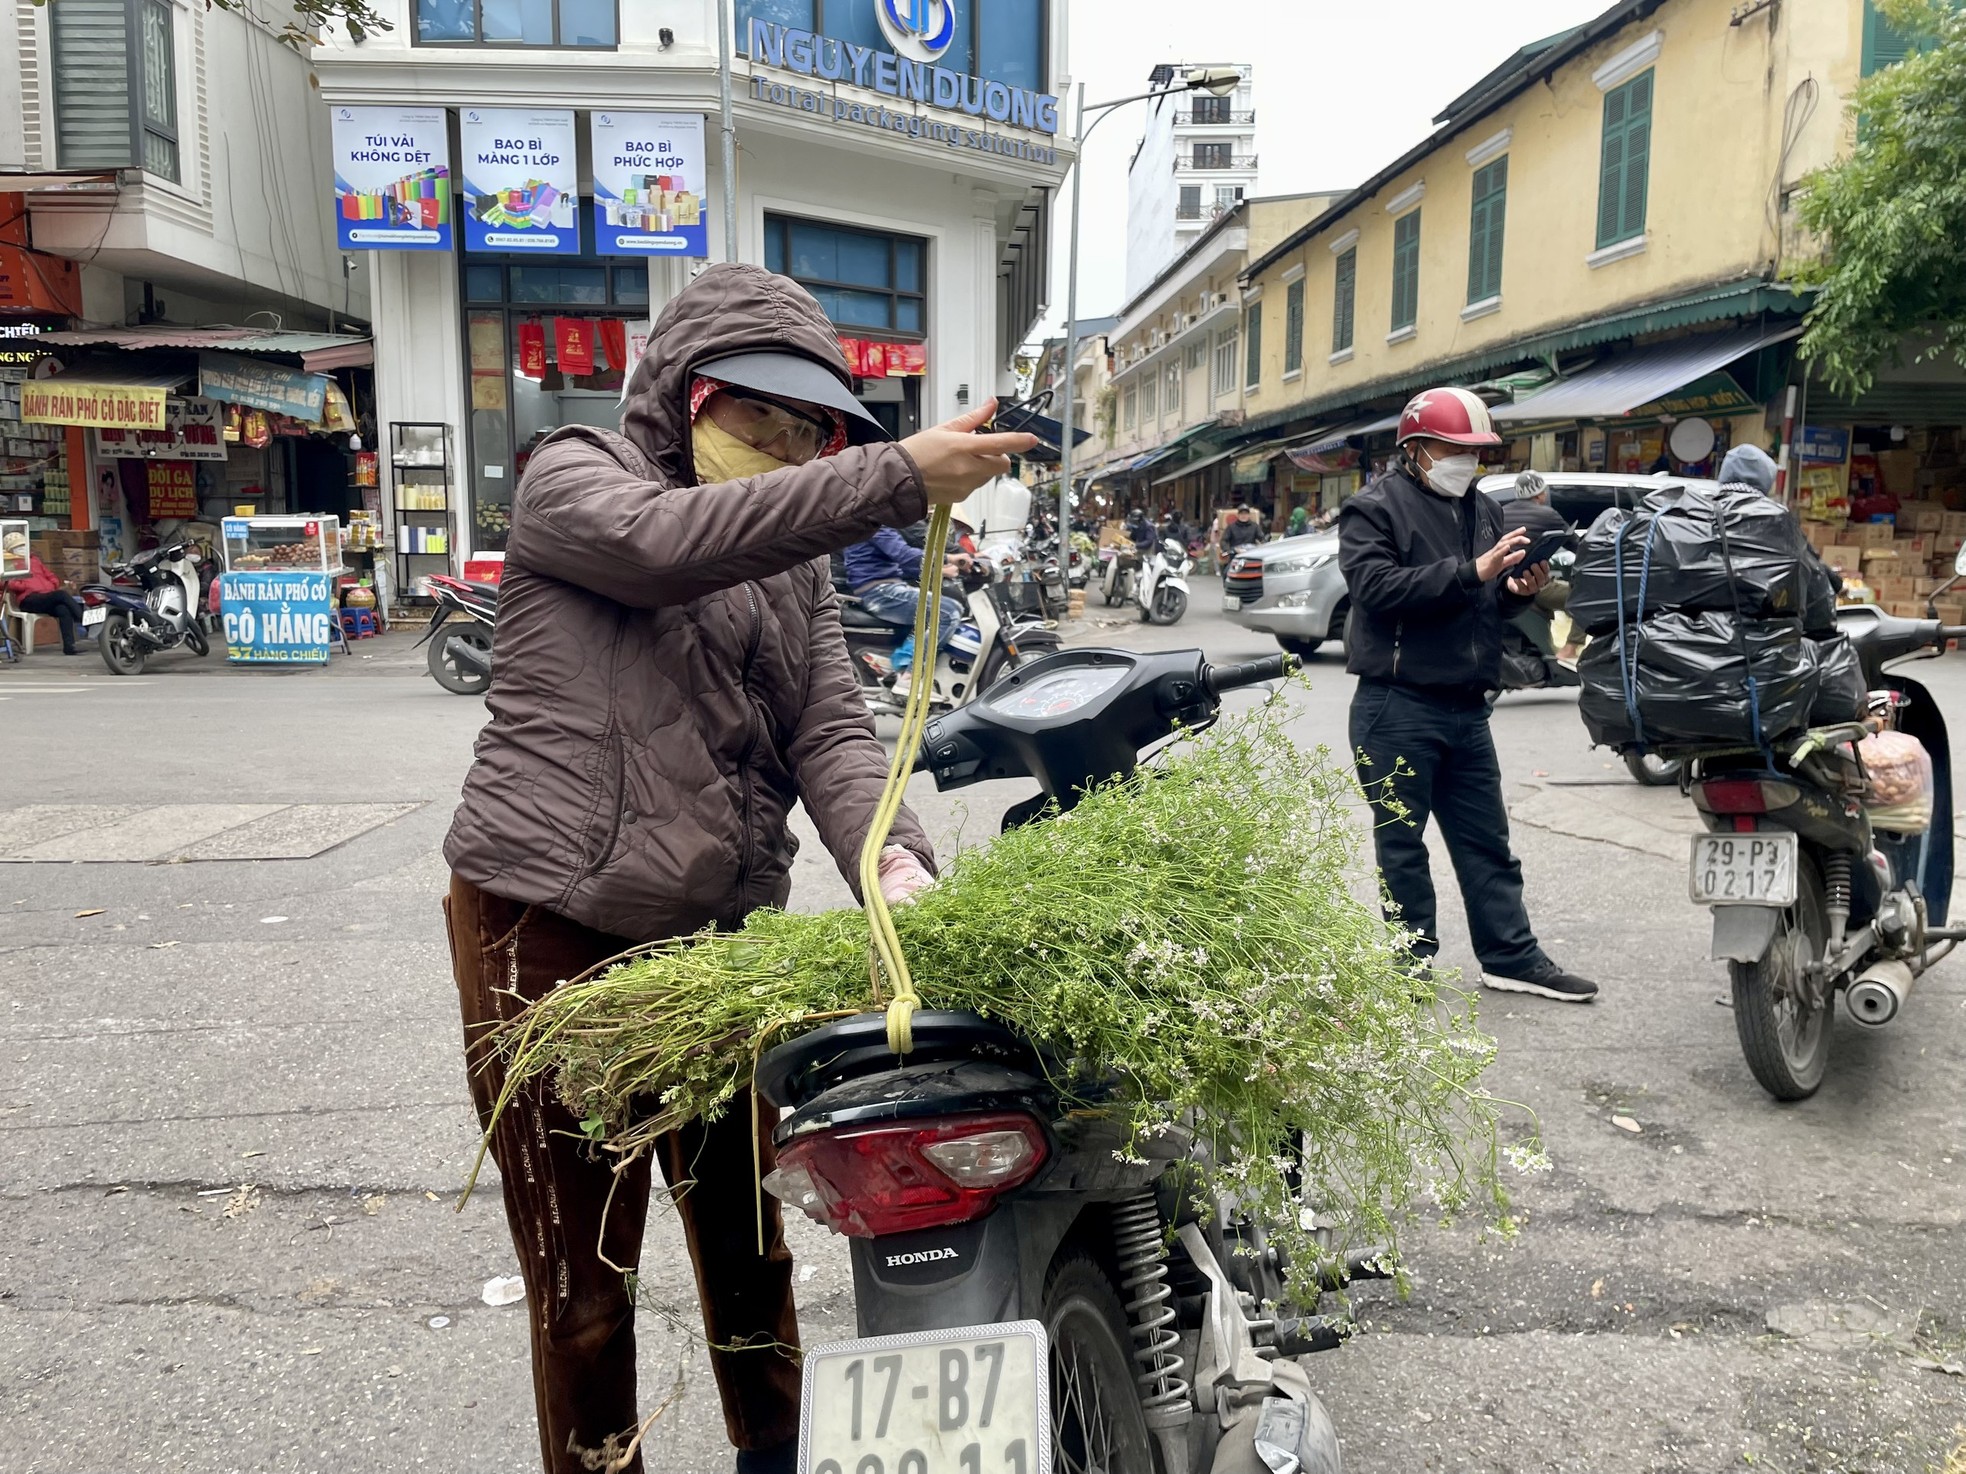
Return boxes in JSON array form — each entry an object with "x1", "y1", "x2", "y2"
[{"x1": 488, "y1": 699, "x2": 1536, "y2": 1293}]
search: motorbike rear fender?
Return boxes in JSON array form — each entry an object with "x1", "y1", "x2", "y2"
[
  {"x1": 848, "y1": 1196, "x2": 1080, "y2": 1339},
  {"x1": 1710, "y1": 904, "x2": 1782, "y2": 963}
]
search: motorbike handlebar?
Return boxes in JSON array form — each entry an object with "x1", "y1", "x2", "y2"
[{"x1": 1202, "y1": 653, "x2": 1298, "y2": 697}]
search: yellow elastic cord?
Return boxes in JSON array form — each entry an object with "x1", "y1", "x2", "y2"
[{"x1": 857, "y1": 502, "x2": 954, "y2": 1056}]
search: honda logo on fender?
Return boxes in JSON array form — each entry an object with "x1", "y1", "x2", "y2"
[{"x1": 885, "y1": 1247, "x2": 960, "y2": 1267}]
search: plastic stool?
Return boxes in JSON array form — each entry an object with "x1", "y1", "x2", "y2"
[{"x1": 339, "y1": 608, "x2": 378, "y2": 639}]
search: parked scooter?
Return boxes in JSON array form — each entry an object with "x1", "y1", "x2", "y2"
[
  {"x1": 83, "y1": 542, "x2": 210, "y2": 675},
  {"x1": 759, "y1": 646, "x2": 1355, "y2": 1474},
  {"x1": 1136, "y1": 537, "x2": 1194, "y2": 626},
  {"x1": 838, "y1": 560, "x2": 1060, "y2": 718},
  {"x1": 1670, "y1": 565, "x2": 1966, "y2": 1100},
  {"x1": 414, "y1": 573, "x2": 498, "y2": 695}
]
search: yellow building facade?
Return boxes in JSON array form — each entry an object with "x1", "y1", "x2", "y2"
[{"x1": 1237, "y1": 0, "x2": 1881, "y2": 443}]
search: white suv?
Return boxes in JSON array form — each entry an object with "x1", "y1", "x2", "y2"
[{"x1": 1220, "y1": 531, "x2": 1349, "y2": 660}]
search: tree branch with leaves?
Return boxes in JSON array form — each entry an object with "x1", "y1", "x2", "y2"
[{"x1": 1791, "y1": 0, "x2": 1966, "y2": 396}]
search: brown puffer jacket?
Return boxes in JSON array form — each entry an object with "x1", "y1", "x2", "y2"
[{"x1": 444, "y1": 263, "x2": 935, "y2": 940}]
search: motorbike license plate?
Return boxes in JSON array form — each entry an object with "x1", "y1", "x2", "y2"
[
  {"x1": 799, "y1": 1321, "x2": 1049, "y2": 1474},
  {"x1": 82, "y1": 606, "x2": 106, "y2": 627},
  {"x1": 1689, "y1": 832, "x2": 1798, "y2": 907}
]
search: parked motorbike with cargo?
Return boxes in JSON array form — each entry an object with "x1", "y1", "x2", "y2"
[
  {"x1": 414, "y1": 572, "x2": 498, "y2": 695},
  {"x1": 1574, "y1": 479, "x2": 1966, "y2": 1099},
  {"x1": 83, "y1": 541, "x2": 210, "y2": 675},
  {"x1": 760, "y1": 645, "x2": 1356, "y2": 1474},
  {"x1": 1672, "y1": 591, "x2": 1966, "y2": 1099}
]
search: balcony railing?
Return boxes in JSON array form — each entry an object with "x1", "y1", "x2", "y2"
[
  {"x1": 1174, "y1": 202, "x2": 1234, "y2": 222},
  {"x1": 1179, "y1": 109, "x2": 1255, "y2": 127},
  {"x1": 1175, "y1": 155, "x2": 1258, "y2": 173}
]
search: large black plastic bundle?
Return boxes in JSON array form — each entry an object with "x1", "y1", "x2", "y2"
[
  {"x1": 1579, "y1": 611, "x2": 1817, "y2": 749},
  {"x1": 1807, "y1": 632, "x2": 1869, "y2": 726},
  {"x1": 1569, "y1": 486, "x2": 1814, "y2": 636}
]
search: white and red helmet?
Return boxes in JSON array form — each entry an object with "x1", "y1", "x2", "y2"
[{"x1": 1395, "y1": 386, "x2": 1502, "y2": 448}]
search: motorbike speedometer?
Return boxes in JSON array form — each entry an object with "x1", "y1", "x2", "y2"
[{"x1": 985, "y1": 664, "x2": 1128, "y2": 719}]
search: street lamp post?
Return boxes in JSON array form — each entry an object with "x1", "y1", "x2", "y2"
[{"x1": 1054, "y1": 68, "x2": 1241, "y2": 560}]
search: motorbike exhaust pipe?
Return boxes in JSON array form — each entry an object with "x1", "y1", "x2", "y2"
[{"x1": 1846, "y1": 959, "x2": 1915, "y2": 1028}]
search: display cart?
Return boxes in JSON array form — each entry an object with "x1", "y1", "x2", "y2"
[
  {"x1": 217, "y1": 514, "x2": 350, "y2": 665},
  {"x1": 392, "y1": 422, "x2": 455, "y2": 600}
]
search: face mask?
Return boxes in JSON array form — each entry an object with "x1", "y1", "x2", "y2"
[
  {"x1": 1421, "y1": 451, "x2": 1479, "y2": 499},
  {"x1": 691, "y1": 417, "x2": 792, "y2": 484}
]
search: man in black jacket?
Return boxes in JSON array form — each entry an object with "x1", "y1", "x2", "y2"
[{"x1": 1339, "y1": 388, "x2": 1598, "y2": 1003}]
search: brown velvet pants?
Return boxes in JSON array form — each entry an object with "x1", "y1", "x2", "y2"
[{"x1": 445, "y1": 875, "x2": 802, "y2": 1473}]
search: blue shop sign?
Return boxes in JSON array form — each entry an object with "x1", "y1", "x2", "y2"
[
  {"x1": 1798, "y1": 425, "x2": 1851, "y2": 464},
  {"x1": 199, "y1": 352, "x2": 331, "y2": 421},
  {"x1": 220, "y1": 571, "x2": 337, "y2": 665}
]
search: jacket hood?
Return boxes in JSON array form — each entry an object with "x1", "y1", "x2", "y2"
[
  {"x1": 620, "y1": 263, "x2": 857, "y2": 485},
  {"x1": 1718, "y1": 444, "x2": 1777, "y2": 495}
]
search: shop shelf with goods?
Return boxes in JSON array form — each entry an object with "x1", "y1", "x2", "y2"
[
  {"x1": 0, "y1": 375, "x2": 71, "y2": 530},
  {"x1": 392, "y1": 422, "x2": 455, "y2": 602}
]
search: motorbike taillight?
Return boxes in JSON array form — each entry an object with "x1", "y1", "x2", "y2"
[
  {"x1": 1692, "y1": 778, "x2": 1802, "y2": 815},
  {"x1": 762, "y1": 1113, "x2": 1047, "y2": 1239}
]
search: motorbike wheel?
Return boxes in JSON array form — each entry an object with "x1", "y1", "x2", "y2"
[
  {"x1": 427, "y1": 622, "x2": 492, "y2": 695},
  {"x1": 1146, "y1": 586, "x2": 1188, "y2": 626},
  {"x1": 185, "y1": 622, "x2": 210, "y2": 658},
  {"x1": 1044, "y1": 1254, "x2": 1159, "y2": 1474},
  {"x1": 1624, "y1": 751, "x2": 1682, "y2": 786},
  {"x1": 98, "y1": 613, "x2": 146, "y2": 676},
  {"x1": 1730, "y1": 852, "x2": 1832, "y2": 1101}
]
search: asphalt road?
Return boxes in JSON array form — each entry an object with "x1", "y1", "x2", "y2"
[{"x1": 1, "y1": 595, "x2": 1962, "y2": 1474}]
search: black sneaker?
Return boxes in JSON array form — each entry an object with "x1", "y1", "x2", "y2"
[{"x1": 1481, "y1": 959, "x2": 1599, "y2": 1003}]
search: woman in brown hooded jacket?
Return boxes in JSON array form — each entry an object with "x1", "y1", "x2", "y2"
[{"x1": 443, "y1": 263, "x2": 1035, "y2": 1474}]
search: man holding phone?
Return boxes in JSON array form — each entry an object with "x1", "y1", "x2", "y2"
[{"x1": 1338, "y1": 387, "x2": 1598, "y2": 1003}]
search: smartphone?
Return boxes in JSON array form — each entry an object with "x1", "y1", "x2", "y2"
[{"x1": 1518, "y1": 529, "x2": 1569, "y2": 569}]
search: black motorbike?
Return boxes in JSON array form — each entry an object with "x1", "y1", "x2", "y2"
[
  {"x1": 759, "y1": 647, "x2": 1354, "y2": 1474},
  {"x1": 413, "y1": 573, "x2": 497, "y2": 695},
  {"x1": 1670, "y1": 595, "x2": 1966, "y2": 1100}
]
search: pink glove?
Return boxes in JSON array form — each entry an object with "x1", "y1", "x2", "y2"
[{"x1": 877, "y1": 845, "x2": 935, "y2": 905}]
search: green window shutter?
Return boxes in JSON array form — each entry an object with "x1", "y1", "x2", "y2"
[
  {"x1": 1246, "y1": 303, "x2": 1263, "y2": 386},
  {"x1": 1284, "y1": 278, "x2": 1305, "y2": 373},
  {"x1": 1596, "y1": 69, "x2": 1652, "y2": 249},
  {"x1": 1862, "y1": 0, "x2": 1918, "y2": 74},
  {"x1": 1467, "y1": 156, "x2": 1507, "y2": 304},
  {"x1": 1391, "y1": 210, "x2": 1421, "y2": 330},
  {"x1": 1332, "y1": 248, "x2": 1356, "y2": 353}
]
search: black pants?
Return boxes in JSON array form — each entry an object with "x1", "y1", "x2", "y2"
[
  {"x1": 1350, "y1": 681, "x2": 1545, "y2": 975},
  {"x1": 19, "y1": 591, "x2": 86, "y2": 653}
]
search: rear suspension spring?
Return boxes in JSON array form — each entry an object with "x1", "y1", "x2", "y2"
[
  {"x1": 1824, "y1": 852, "x2": 1853, "y2": 950},
  {"x1": 1112, "y1": 1189, "x2": 1189, "y2": 1416}
]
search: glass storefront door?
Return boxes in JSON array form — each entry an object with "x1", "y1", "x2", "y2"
[{"x1": 461, "y1": 234, "x2": 649, "y2": 551}]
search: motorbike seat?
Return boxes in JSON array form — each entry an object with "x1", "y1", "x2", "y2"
[
  {"x1": 756, "y1": 1009, "x2": 1042, "y2": 1110},
  {"x1": 839, "y1": 602, "x2": 898, "y2": 633}
]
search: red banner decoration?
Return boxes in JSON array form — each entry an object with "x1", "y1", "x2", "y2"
[
  {"x1": 146, "y1": 460, "x2": 198, "y2": 519},
  {"x1": 555, "y1": 318, "x2": 595, "y2": 377},
  {"x1": 517, "y1": 322, "x2": 546, "y2": 379},
  {"x1": 598, "y1": 318, "x2": 628, "y2": 376}
]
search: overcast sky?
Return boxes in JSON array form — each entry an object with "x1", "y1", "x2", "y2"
[{"x1": 1033, "y1": 0, "x2": 1618, "y2": 343}]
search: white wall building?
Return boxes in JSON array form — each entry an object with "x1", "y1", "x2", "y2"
[
  {"x1": 1123, "y1": 62, "x2": 1255, "y2": 304},
  {"x1": 312, "y1": 0, "x2": 1072, "y2": 567}
]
